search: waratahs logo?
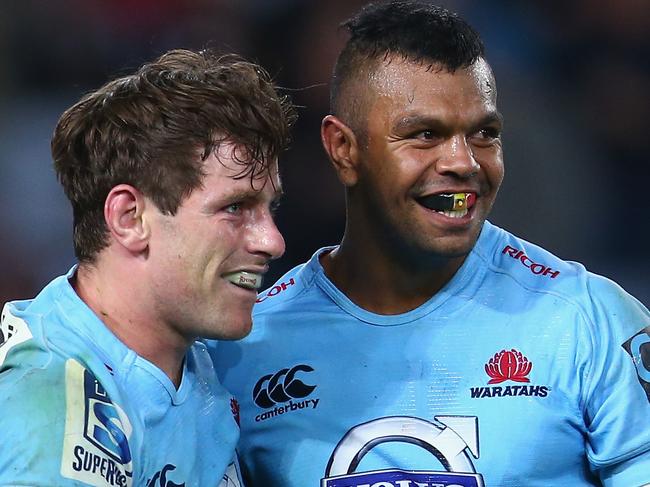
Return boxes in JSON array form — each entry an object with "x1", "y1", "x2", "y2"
[
  {"x1": 252, "y1": 364, "x2": 319, "y2": 422},
  {"x1": 470, "y1": 349, "x2": 549, "y2": 399},
  {"x1": 485, "y1": 349, "x2": 532, "y2": 384}
]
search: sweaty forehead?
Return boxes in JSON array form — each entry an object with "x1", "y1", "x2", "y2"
[{"x1": 368, "y1": 57, "x2": 496, "y2": 107}]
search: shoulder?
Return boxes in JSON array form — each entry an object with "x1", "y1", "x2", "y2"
[
  {"x1": 254, "y1": 247, "x2": 333, "y2": 314},
  {"x1": 1, "y1": 283, "x2": 136, "y2": 485},
  {"x1": 1, "y1": 275, "x2": 90, "y2": 374},
  {"x1": 0, "y1": 355, "x2": 134, "y2": 485},
  {"x1": 477, "y1": 221, "x2": 585, "y2": 288},
  {"x1": 1, "y1": 299, "x2": 57, "y2": 373},
  {"x1": 476, "y1": 222, "x2": 649, "y2": 339}
]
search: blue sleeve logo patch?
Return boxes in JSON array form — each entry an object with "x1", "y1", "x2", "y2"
[
  {"x1": 622, "y1": 327, "x2": 650, "y2": 403},
  {"x1": 61, "y1": 359, "x2": 134, "y2": 486}
]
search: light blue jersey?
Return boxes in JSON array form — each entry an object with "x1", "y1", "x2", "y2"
[
  {"x1": 213, "y1": 221, "x2": 650, "y2": 487},
  {"x1": 0, "y1": 268, "x2": 244, "y2": 487}
]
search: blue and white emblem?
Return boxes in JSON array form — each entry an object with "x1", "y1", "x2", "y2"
[{"x1": 322, "y1": 416, "x2": 483, "y2": 487}]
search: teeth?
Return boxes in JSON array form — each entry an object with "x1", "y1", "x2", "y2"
[
  {"x1": 436, "y1": 208, "x2": 468, "y2": 218},
  {"x1": 225, "y1": 272, "x2": 263, "y2": 290}
]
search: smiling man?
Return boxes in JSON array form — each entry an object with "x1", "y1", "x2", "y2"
[
  {"x1": 0, "y1": 49, "x2": 294, "y2": 486},
  {"x1": 213, "y1": 2, "x2": 650, "y2": 486}
]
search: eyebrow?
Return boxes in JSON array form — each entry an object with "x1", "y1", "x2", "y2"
[
  {"x1": 224, "y1": 185, "x2": 284, "y2": 202},
  {"x1": 200, "y1": 184, "x2": 284, "y2": 213},
  {"x1": 393, "y1": 110, "x2": 504, "y2": 133},
  {"x1": 475, "y1": 111, "x2": 504, "y2": 129}
]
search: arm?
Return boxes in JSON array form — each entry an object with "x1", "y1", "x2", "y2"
[
  {"x1": 581, "y1": 276, "x2": 650, "y2": 486},
  {"x1": 0, "y1": 359, "x2": 133, "y2": 487}
]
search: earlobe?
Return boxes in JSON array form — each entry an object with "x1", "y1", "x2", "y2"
[
  {"x1": 104, "y1": 184, "x2": 150, "y2": 254},
  {"x1": 321, "y1": 115, "x2": 360, "y2": 187}
]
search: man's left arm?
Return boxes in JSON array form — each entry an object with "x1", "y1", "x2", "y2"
[{"x1": 583, "y1": 276, "x2": 650, "y2": 486}]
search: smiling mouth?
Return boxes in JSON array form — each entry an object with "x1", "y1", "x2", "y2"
[
  {"x1": 224, "y1": 271, "x2": 263, "y2": 290},
  {"x1": 416, "y1": 192, "x2": 476, "y2": 218}
]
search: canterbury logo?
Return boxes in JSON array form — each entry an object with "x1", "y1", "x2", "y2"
[
  {"x1": 253, "y1": 364, "x2": 316, "y2": 408},
  {"x1": 485, "y1": 349, "x2": 532, "y2": 384},
  {"x1": 147, "y1": 464, "x2": 184, "y2": 487}
]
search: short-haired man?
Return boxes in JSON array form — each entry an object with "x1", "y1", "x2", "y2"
[
  {"x1": 0, "y1": 49, "x2": 294, "y2": 486},
  {"x1": 213, "y1": 2, "x2": 650, "y2": 486}
]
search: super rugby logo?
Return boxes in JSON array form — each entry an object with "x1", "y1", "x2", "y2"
[
  {"x1": 622, "y1": 326, "x2": 650, "y2": 403},
  {"x1": 470, "y1": 349, "x2": 549, "y2": 399},
  {"x1": 62, "y1": 359, "x2": 133, "y2": 487},
  {"x1": 253, "y1": 364, "x2": 319, "y2": 422},
  {"x1": 322, "y1": 416, "x2": 483, "y2": 487}
]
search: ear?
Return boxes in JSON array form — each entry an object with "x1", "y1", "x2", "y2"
[
  {"x1": 321, "y1": 115, "x2": 360, "y2": 187},
  {"x1": 104, "y1": 184, "x2": 150, "y2": 254}
]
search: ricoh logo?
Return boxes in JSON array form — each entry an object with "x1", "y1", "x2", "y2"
[
  {"x1": 502, "y1": 245, "x2": 560, "y2": 279},
  {"x1": 470, "y1": 349, "x2": 549, "y2": 399},
  {"x1": 256, "y1": 278, "x2": 296, "y2": 303},
  {"x1": 622, "y1": 327, "x2": 650, "y2": 403},
  {"x1": 252, "y1": 364, "x2": 319, "y2": 422}
]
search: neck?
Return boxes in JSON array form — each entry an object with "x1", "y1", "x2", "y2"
[
  {"x1": 321, "y1": 230, "x2": 466, "y2": 315},
  {"x1": 73, "y1": 259, "x2": 188, "y2": 387}
]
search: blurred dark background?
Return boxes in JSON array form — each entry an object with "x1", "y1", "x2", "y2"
[{"x1": 1, "y1": 0, "x2": 648, "y2": 305}]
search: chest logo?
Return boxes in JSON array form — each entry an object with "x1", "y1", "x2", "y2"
[
  {"x1": 147, "y1": 464, "x2": 184, "y2": 487},
  {"x1": 322, "y1": 416, "x2": 483, "y2": 487},
  {"x1": 485, "y1": 349, "x2": 532, "y2": 384},
  {"x1": 252, "y1": 364, "x2": 319, "y2": 422},
  {"x1": 470, "y1": 349, "x2": 549, "y2": 399}
]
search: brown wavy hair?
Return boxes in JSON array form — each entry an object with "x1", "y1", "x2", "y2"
[{"x1": 52, "y1": 49, "x2": 296, "y2": 263}]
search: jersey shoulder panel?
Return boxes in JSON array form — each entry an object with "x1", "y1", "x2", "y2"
[
  {"x1": 254, "y1": 249, "x2": 331, "y2": 315},
  {"x1": 0, "y1": 355, "x2": 135, "y2": 486},
  {"x1": 1, "y1": 300, "x2": 57, "y2": 373},
  {"x1": 1, "y1": 279, "x2": 137, "y2": 486},
  {"x1": 478, "y1": 222, "x2": 587, "y2": 294},
  {"x1": 479, "y1": 223, "x2": 650, "y2": 365},
  {"x1": 479, "y1": 223, "x2": 648, "y2": 338}
]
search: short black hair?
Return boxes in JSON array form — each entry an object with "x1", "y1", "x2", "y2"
[{"x1": 331, "y1": 1, "x2": 485, "y2": 131}]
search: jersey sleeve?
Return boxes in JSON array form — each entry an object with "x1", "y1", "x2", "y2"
[
  {"x1": 219, "y1": 452, "x2": 245, "y2": 486},
  {"x1": 581, "y1": 275, "x2": 650, "y2": 485},
  {"x1": 600, "y1": 448, "x2": 650, "y2": 487},
  {"x1": 0, "y1": 357, "x2": 134, "y2": 486},
  {"x1": 0, "y1": 362, "x2": 77, "y2": 485}
]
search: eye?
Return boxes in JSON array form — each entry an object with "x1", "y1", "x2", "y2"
[
  {"x1": 472, "y1": 127, "x2": 501, "y2": 143},
  {"x1": 407, "y1": 129, "x2": 442, "y2": 145},
  {"x1": 270, "y1": 199, "x2": 282, "y2": 216},
  {"x1": 224, "y1": 202, "x2": 243, "y2": 215}
]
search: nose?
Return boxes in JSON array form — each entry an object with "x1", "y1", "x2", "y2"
[
  {"x1": 435, "y1": 135, "x2": 480, "y2": 178},
  {"x1": 247, "y1": 213, "x2": 286, "y2": 261}
]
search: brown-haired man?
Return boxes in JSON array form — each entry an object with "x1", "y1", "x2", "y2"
[{"x1": 0, "y1": 49, "x2": 294, "y2": 486}]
